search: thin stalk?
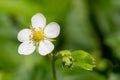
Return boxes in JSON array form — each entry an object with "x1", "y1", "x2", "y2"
[{"x1": 50, "y1": 54, "x2": 57, "y2": 80}]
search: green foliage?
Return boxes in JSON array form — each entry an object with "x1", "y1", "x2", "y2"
[
  {"x1": 72, "y1": 50, "x2": 96, "y2": 70},
  {"x1": 0, "y1": 0, "x2": 120, "y2": 80},
  {"x1": 56, "y1": 50, "x2": 96, "y2": 71}
]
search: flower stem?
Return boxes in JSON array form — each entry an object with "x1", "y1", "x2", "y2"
[{"x1": 49, "y1": 53, "x2": 57, "y2": 80}]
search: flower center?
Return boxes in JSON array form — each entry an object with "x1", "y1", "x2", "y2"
[{"x1": 32, "y1": 30, "x2": 44, "y2": 42}]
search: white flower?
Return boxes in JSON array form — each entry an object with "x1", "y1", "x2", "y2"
[{"x1": 17, "y1": 13, "x2": 60, "y2": 56}]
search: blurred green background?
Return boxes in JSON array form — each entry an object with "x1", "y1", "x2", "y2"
[{"x1": 0, "y1": 0, "x2": 120, "y2": 80}]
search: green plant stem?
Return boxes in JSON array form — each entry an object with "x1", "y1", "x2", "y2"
[{"x1": 49, "y1": 54, "x2": 57, "y2": 80}]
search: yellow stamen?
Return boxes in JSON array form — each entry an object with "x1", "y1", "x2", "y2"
[{"x1": 32, "y1": 30, "x2": 44, "y2": 42}]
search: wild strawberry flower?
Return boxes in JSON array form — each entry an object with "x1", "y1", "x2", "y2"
[{"x1": 17, "y1": 13, "x2": 60, "y2": 56}]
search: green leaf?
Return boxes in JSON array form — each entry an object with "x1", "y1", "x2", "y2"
[{"x1": 72, "y1": 50, "x2": 96, "y2": 70}]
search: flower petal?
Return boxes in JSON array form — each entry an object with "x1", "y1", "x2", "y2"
[
  {"x1": 38, "y1": 40, "x2": 54, "y2": 55},
  {"x1": 31, "y1": 13, "x2": 46, "y2": 29},
  {"x1": 44, "y1": 22, "x2": 60, "y2": 38},
  {"x1": 17, "y1": 29, "x2": 32, "y2": 42},
  {"x1": 18, "y1": 41, "x2": 35, "y2": 55}
]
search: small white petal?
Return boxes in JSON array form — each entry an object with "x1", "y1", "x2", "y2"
[
  {"x1": 38, "y1": 40, "x2": 54, "y2": 55},
  {"x1": 17, "y1": 29, "x2": 32, "y2": 42},
  {"x1": 31, "y1": 13, "x2": 46, "y2": 29},
  {"x1": 44, "y1": 22, "x2": 60, "y2": 38},
  {"x1": 18, "y1": 41, "x2": 35, "y2": 55}
]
